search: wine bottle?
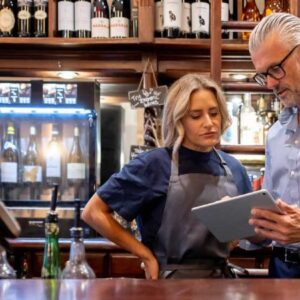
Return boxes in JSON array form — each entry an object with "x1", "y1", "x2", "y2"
[
  {"x1": 91, "y1": 0, "x2": 109, "y2": 38},
  {"x1": 130, "y1": 3, "x2": 138, "y2": 37},
  {"x1": 74, "y1": 0, "x2": 91, "y2": 38},
  {"x1": 154, "y1": 0, "x2": 163, "y2": 37},
  {"x1": 241, "y1": 0, "x2": 261, "y2": 41},
  {"x1": 181, "y1": 0, "x2": 191, "y2": 38},
  {"x1": 229, "y1": 0, "x2": 237, "y2": 38},
  {"x1": 0, "y1": 122, "x2": 19, "y2": 200},
  {"x1": 264, "y1": 0, "x2": 283, "y2": 16},
  {"x1": 110, "y1": 0, "x2": 130, "y2": 38},
  {"x1": 163, "y1": 0, "x2": 181, "y2": 38},
  {"x1": 23, "y1": 125, "x2": 42, "y2": 200},
  {"x1": 221, "y1": 0, "x2": 229, "y2": 39},
  {"x1": 61, "y1": 200, "x2": 95, "y2": 279},
  {"x1": 191, "y1": 0, "x2": 210, "y2": 39},
  {"x1": 41, "y1": 185, "x2": 61, "y2": 279},
  {"x1": 33, "y1": 0, "x2": 48, "y2": 37},
  {"x1": 240, "y1": 93, "x2": 259, "y2": 145},
  {"x1": 45, "y1": 124, "x2": 62, "y2": 186},
  {"x1": 0, "y1": 0, "x2": 17, "y2": 37},
  {"x1": 67, "y1": 125, "x2": 85, "y2": 199},
  {"x1": 57, "y1": 0, "x2": 74, "y2": 38},
  {"x1": 17, "y1": 0, "x2": 33, "y2": 37}
]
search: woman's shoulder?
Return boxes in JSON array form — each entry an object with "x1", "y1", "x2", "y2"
[
  {"x1": 133, "y1": 147, "x2": 172, "y2": 164},
  {"x1": 217, "y1": 150, "x2": 244, "y2": 170}
]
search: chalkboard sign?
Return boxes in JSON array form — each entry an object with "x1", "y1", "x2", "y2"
[
  {"x1": 128, "y1": 86, "x2": 168, "y2": 109},
  {"x1": 129, "y1": 145, "x2": 154, "y2": 160}
]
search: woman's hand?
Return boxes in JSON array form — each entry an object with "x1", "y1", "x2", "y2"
[{"x1": 141, "y1": 255, "x2": 159, "y2": 279}]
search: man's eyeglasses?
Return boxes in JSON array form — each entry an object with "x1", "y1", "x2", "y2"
[{"x1": 253, "y1": 44, "x2": 299, "y2": 86}]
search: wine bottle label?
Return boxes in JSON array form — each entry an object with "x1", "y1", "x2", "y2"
[
  {"x1": 67, "y1": 163, "x2": 85, "y2": 179},
  {"x1": 221, "y1": 3, "x2": 229, "y2": 21},
  {"x1": 34, "y1": 9, "x2": 47, "y2": 20},
  {"x1": 23, "y1": 165, "x2": 42, "y2": 182},
  {"x1": 58, "y1": 1, "x2": 74, "y2": 31},
  {"x1": 191, "y1": 2, "x2": 209, "y2": 34},
  {"x1": 155, "y1": 1, "x2": 163, "y2": 32},
  {"x1": 0, "y1": 8, "x2": 15, "y2": 32},
  {"x1": 1, "y1": 162, "x2": 18, "y2": 183},
  {"x1": 163, "y1": 0, "x2": 182, "y2": 29},
  {"x1": 18, "y1": 9, "x2": 31, "y2": 20},
  {"x1": 110, "y1": 17, "x2": 129, "y2": 38},
  {"x1": 75, "y1": 1, "x2": 91, "y2": 31},
  {"x1": 46, "y1": 154, "x2": 61, "y2": 177},
  {"x1": 181, "y1": 2, "x2": 191, "y2": 33},
  {"x1": 91, "y1": 17, "x2": 109, "y2": 38}
]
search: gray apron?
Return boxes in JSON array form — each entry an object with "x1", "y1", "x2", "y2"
[{"x1": 152, "y1": 149, "x2": 239, "y2": 278}]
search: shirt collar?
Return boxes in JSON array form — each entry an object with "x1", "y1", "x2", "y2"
[{"x1": 278, "y1": 106, "x2": 298, "y2": 125}]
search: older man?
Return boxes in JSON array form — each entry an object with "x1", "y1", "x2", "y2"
[{"x1": 248, "y1": 12, "x2": 300, "y2": 278}]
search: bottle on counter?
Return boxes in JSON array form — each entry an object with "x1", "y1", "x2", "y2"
[
  {"x1": 0, "y1": 122, "x2": 19, "y2": 200},
  {"x1": 57, "y1": 0, "x2": 74, "y2": 37},
  {"x1": 91, "y1": 0, "x2": 109, "y2": 38},
  {"x1": 23, "y1": 125, "x2": 42, "y2": 200},
  {"x1": 0, "y1": 0, "x2": 17, "y2": 37},
  {"x1": 67, "y1": 125, "x2": 86, "y2": 199},
  {"x1": 41, "y1": 185, "x2": 61, "y2": 279},
  {"x1": 74, "y1": 0, "x2": 91, "y2": 37},
  {"x1": 191, "y1": 0, "x2": 210, "y2": 39},
  {"x1": 110, "y1": 0, "x2": 130, "y2": 38},
  {"x1": 163, "y1": 0, "x2": 181, "y2": 38},
  {"x1": 263, "y1": 0, "x2": 284, "y2": 16},
  {"x1": 61, "y1": 200, "x2": 96, "y2": 279},
  {"x1": 0, "y1": 245, "x2": 16, "y2": 279},
  {"x1": 241, "y1": 0, "x2": 261, "y2": 41},
  {"x1": 45, "y1": 124, "x2": 62, "y2": 187},
  {"x1": 33, "y1": 0, "x2": 48, "y2": 37},
  {"x1": 17, "y1": 0, "x2": 33, "y2": 37}
]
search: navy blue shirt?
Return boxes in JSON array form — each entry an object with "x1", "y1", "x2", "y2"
[{"x1": 97, "y1": 146, "x2": 252, "y2": 248}]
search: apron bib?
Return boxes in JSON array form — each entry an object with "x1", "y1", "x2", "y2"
[{"x1": 152, "y1": 149, "x2": 239, "y2": 278}]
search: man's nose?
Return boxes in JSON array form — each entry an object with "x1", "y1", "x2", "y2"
[{"x1": 266, "y1": 75, "x2": 280, "y2": 90}]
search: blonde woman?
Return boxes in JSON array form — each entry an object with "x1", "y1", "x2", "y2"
[{"x1": 82, "y1": 74, "x2": 251, "y2": 279}]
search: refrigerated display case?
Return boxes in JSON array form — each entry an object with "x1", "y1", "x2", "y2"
[{"x1": 0, "y1": 81, "x2": 100, "y2": 237}]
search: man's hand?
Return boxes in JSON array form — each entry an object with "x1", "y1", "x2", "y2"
[{"x1": 249, "y1": 199, "x2": 300, "y2": 245}]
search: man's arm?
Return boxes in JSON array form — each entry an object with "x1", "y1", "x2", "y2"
[{"x1": 82, "y1": 193, "x2": 159, "y2": 279}]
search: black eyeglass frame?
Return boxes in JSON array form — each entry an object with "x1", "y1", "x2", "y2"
[{"x1": 253, "y1": 44, "x2": 300, "y2": 86}]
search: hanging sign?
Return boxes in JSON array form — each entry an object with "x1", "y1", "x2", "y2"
[{"x1": 128, "y1": 59, "x2": 168, "y2": 109}]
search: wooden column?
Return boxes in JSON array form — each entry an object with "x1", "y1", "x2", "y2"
[{"x1": 210, "y1": 0, "x2": 222, "y2": 84}]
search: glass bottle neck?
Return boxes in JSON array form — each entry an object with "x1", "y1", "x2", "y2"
[{"x1": 69, "y1": 236, "x2": 86, "y2": 262}]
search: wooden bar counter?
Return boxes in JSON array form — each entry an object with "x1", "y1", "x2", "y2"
[{"x1": 0, "y1": 278, "x2": 300, "y2": 300}]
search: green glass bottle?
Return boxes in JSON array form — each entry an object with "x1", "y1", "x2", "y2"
[{"x1": 41, "y1": 185, "x2": 61, "y2": 279}]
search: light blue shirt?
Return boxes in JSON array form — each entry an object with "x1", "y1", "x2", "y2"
[
  {"x1": 264, "y1": 106, "x2": 300, "y2": 207},
  {"x1": 241, "y1": 107, "x2": 300, "y2": 250}
]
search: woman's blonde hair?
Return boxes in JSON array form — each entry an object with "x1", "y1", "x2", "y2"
[{"x1": 162, "y1": 73, "x2": 230, "y2": 157}]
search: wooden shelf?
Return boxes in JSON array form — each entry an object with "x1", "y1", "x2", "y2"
[
  {"x1": 222, "y1": 83, "x2": 271, "y2": 93},
  {"x1": 221, "y1": 145, "x2": 265, "y2": 154}
]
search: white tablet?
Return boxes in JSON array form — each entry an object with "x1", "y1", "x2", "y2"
[{"x1": 191, "y1": 189, "x2": 281, "y2": 243}]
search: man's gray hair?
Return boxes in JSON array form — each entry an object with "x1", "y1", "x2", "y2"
[{"x1": 249, "y1": 13, "x2": 300, "y2": 54}]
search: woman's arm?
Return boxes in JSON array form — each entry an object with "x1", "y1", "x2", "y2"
[{"x1": 82, "y1": 193, "x2": 159, "y2": 279}]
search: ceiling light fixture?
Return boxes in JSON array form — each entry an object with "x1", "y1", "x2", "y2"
[{"x1": 57, "y1": 71, "x2": 78, "y2": 80}]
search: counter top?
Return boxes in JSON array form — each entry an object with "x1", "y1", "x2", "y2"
[{"x1": 0, "y1": 278, "x2": 299, "y2": 300}]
